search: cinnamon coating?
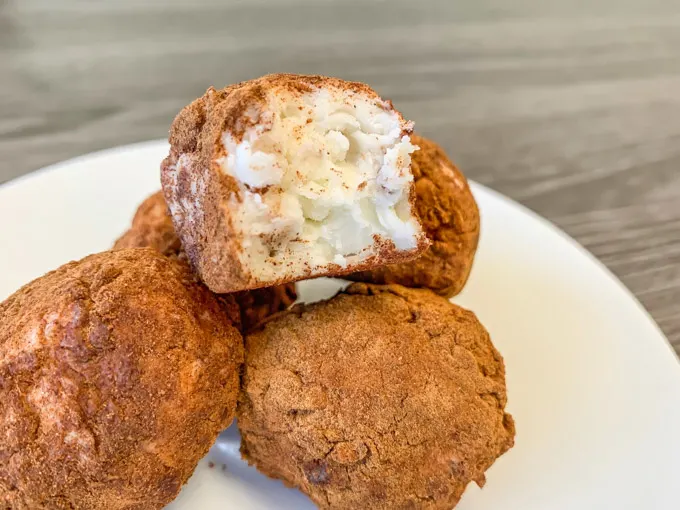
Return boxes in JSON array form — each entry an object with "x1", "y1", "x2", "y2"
[
  {"x1": 239, "y1": 283, "x2": 514, "y2": 509},
  {"x1": 0, "y1": 249, "x2": 244, "y2": 509}
]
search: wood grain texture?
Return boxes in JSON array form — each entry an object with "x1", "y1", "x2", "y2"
[{"x1": 1, "y1": 0, "x2": 679, "y2": 349}]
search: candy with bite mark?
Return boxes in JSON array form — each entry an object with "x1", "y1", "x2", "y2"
[{"x1": 161, "y1": 74, "x2": 429, "y2": 293}]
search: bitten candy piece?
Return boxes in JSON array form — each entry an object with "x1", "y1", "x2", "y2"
[{"x1": 161, "y1": 74, "x2": 429, "y2": 293}]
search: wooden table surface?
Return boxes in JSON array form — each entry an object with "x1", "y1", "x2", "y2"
[{"x1": 2, "y1": 0, "x2": 679, "y2": 351}]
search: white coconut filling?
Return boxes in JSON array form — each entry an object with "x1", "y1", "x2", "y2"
[{"x1": 218, "y1": 88, "x2": 419, "y2": 280}]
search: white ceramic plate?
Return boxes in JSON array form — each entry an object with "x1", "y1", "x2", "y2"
[{"x1": 2, "y1": 141, "x2": 680, "y2": 510}]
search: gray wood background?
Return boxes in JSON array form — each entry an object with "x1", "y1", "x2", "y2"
[{"x1": 1, "y1": 0, "x2": 679, "y2": 350}]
